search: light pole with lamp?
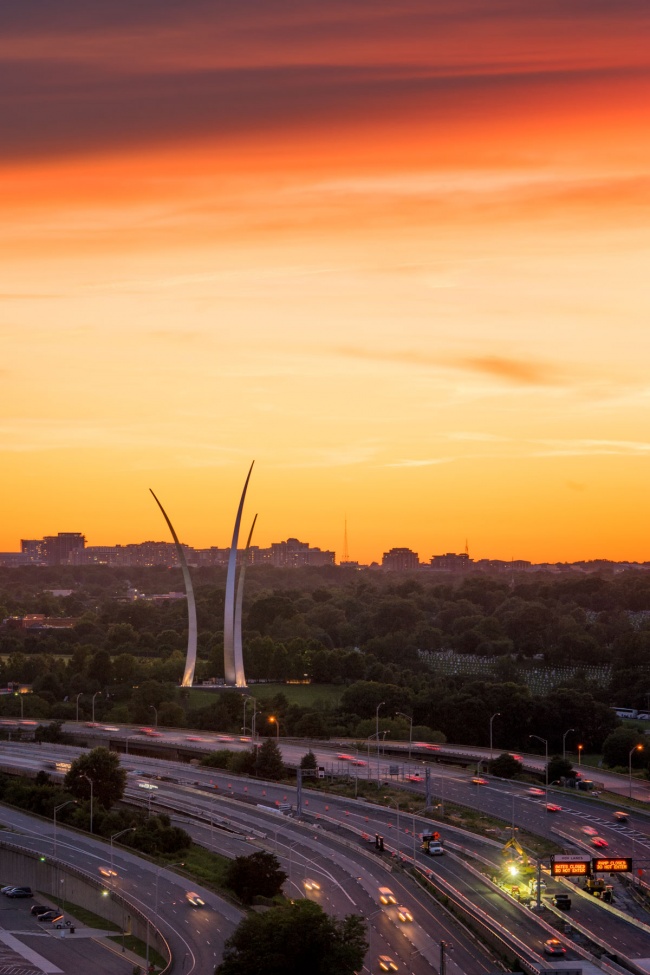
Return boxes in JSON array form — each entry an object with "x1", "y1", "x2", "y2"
[
  {"x1": 375, "y1": 702, "x2": 385, "y2": 784},
  {"x1": 629, "y1": 743, "x2": 644, "y2": 798},
  {"x1": 149, "y1": 705, "x2": 158, "y2": 729},
  {"x1": 529, "y1": 734, "x2": 549, "y2": 804},
  {"x1": 384, "y1": 796, "x2": 400, "y2": 846},
  {"x1": 396, "y1": 711, "x2": 413, "y2": 762},
  {"x1": 562, "y1": 728, "x2": 574, "y2": 761},
  {"x1": 244, "y1": 697, "x2": 257, "y2": 739},
  {"x1": 268, "y1": 715, "x2": 280, "y2": 739},
  {"x1": 149, "y1": 862, "x2": 185, "y2": 971},
  {"x1": 53, "y1": 800, "x2": 77, "y2": 859},
  {"x1": 75, "y1": 692, "x2": 83, "y2": 723},
  {"x1": 577, "y1": 743, "x2": 583, "y2": 766},
  {"x1": 91, "y1": 690, "x2": 101, "y2": 723},
  {"x1": 110, "y1": 827, "x2": 136, "y2": 875},
  {"x1": 440, "y1": 940, "x2": 454, "y2": 975},
  {"x1": 489, "y1": 712, "x2": 500, "y2": 761},
  {"x1": 82, "y1": 773, "x2": 94, "y2": 833}
]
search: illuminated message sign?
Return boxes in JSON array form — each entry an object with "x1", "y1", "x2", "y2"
[
  {"x1": 592, "y1": 858, "x2": 632, "y2": 873},
  {"x1": 551, "y1": 860, "x2": 590, "y2": 877}
]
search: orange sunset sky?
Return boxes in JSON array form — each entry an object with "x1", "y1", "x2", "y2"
[{"x1": 1, "y1": 1, "x2": 650, "y2": 564}]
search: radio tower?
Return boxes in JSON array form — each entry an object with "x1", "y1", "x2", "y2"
[
  {"x1": 465, "y1": 538, "x2": 469, "y2": 557},
  {"x1": 343, "y1": 516, "x2": 350, "y2": 563}
]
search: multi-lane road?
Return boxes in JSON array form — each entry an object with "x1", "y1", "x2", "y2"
[{"x1": 1, "y1": 725, "x2": 650, "y2": 974}]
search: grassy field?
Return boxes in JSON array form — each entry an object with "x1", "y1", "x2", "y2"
[{"x1": 186, "y1": 683, "x2": 344, "y2": 710}]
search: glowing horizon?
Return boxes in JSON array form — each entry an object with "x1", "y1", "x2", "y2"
[{"x1": 2, "y1": 2, "x2": 649, "y2": 565}]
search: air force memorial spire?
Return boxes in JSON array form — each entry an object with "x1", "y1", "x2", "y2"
[
  {"x1": 150, "y1": 462, "x2": 255, "y2": 690},
  {"x1": 149, "y1": 488, "x2": 198, "y2": 688},
  {"x1": 223, "y1": 462, "x2": 255, "y2": 688}
]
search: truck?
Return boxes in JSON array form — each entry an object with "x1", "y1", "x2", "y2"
[{"x1": 420, "y1": 832, "x2": 444, "y2": 855}]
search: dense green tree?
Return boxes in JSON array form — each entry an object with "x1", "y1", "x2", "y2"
[
  {"x1": 602, "y1": 728, "x2": 647, "y2": 769},
  {"x1": 488, "y1": 753, "x2": 523, "y2": 779},
  {"x1": 256, "y1": 738, "x2": 285, "y2": 781},
  {"x1": 216, "y1": 901, "x2": 366, "y2": 975},
  {"x1": 547, "y1": 755, "x2": 576, "y2": 783},
  {"x1": 223, "y1": 851, "x2": 287, "y2": 905},
  {"x1": 299, "y1": 750, "x2": 318, "y2": 771},
  {"x1": 64, "y1": 746, "x2": 126, "y2": 810}
]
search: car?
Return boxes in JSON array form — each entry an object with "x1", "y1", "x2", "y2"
[
  {"x1": 592, "y1": 836, "x2": 609, "y2": 848},
  {"x1": 528, "y1": 787, "x2": 545, "y2": 796},
  {"x1": 472, "y1": 777, "x2": 488, "y2": 785},
  {"x1": 186, "y1": 892, "x2": 205, "y2": 907},
  {"x1": 582, "y1": 826, "x2": 598, "y2": 836},
  {"x1": 397, "y1": 905, "x2": 413, "y2": 922},
  {"x1": 351, "y1": 759, "x2": 367, "y2": 766},
  {"x1": 304, "y1": 879, "x2": 321, "y2": 891},
  {"x1": 415, "y1": 742, "x2": 440, "y2": 751},
  {"x1": 99, "y1": 867, "x2": 118, "y2": 878},
  {"x1": 102, "y1": 726, "x2": 120, "y2": 732},
  {"x1": 336, "y1": 753, "x2": 354, "y2": 761},
  {"x1": 54, "y1": 920, "x2": 73, "y2": 929},
  {"x1": 378, "y1": 887, "x2": 397, "y2": 905},
  {"x1": 0, "y1": 886, "x2": 19, "y2": 894},
  {"x1": 613, "y1": 811, "x2": 628, "y2": 822},
  {"x1": 406, "y1": 773, "x2": 422, "y2": 782},
  {"x1": 30, "y1": 905, "x2": 49, "y2": 916},
  {"x1": 37, "y1": 911, "x2": 64, "y2": 923},
  {"x1": 378, "y1": 956, "x2": 399, "y2": 972},
  {"x1": 543, "y1": 938, "x2": 566, "y2": 956},
  {"x1": 185, "y1": 736, "x2": 205, "y2": 742},
  {"x1": 510, "y1": 754, "x2": 522, "y2": 761},
  {"x1": 546, "y1": 803, "x2": 562, "y2": 812},
  {"x1": 217, "y1": 735, "x2": 234, "y2": 741},
  {"x1": 6, "y1": 888, "x2": 33, "y2": 898},
  {"x1": 84, "y1": 722, "x2": 99, "y2": 728}
]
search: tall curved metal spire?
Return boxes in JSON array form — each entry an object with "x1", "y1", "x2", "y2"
[
  {"x1": 233, "y1": 513, "x2": 257, "y2": 688},
  {"x1": 224, "y1": 461, "x2": 254, "y2": 685},
  {"x1": 149, "y1": 489, "x2": 198, "y2": 688}
]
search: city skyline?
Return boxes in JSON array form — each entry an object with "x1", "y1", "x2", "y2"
[
  {"x1": 2, "y1": 529, "x2": 649, "y2": 571},
  {"x1": 2, "y1": 3, "x2": 649, "y2": 564}
]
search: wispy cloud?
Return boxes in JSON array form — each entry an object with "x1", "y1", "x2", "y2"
[
  {"x1": 385, "y1": 457, "x2": 456, "y2": 467},
  {"x1": 336, "y1": 346, "x2": 560, "y2": 386}
]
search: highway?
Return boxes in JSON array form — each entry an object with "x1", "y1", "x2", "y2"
[
  {"x1": 2, "y1": 733, "x2": 650, "y2": 973},
  {"x1": 0, "y1": 802, "x2": 243, "y2": 975}
]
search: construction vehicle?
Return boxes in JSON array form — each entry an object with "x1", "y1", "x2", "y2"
[
  {"x1": 584, "y1": 877, "x2": 613, "y2": 901},
  {"x1": 501, "y1": 835, "x2": 528, "y2": 866}
]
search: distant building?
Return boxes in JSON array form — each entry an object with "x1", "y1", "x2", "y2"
[
  {"x1": 269, "y1": 538, "x2": 335, "y2": 567},
  {"x1": 3, "y1": 614, "x2": 79, "y2": 630},
  {"x1": 429, "y1": 552, "x2": 473, "y2": 572},
  {"x1": 382, "y1": 547, "x2": 420, "y2": 570},
  {"x1": 21, "y1": 539, "x2": 45, "y2": 562},
  {"x1": 42, "y1": 533, "x2": 85, "y2": 565}
]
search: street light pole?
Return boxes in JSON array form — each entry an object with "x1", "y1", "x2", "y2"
[
  {"x1": 396, "y1": 711, "x2": 413, "y2": 762},
  {"x1": 269, "y1": 716, "x2": 279, "y2": 739},
  {"x1": 110, "y1": 827, "x2": 136, "y2": 874},
  {"x1": 149, "y1": 705, "x2": 158, "y2": 728},
  {"x1": 489, "y1": 712, "x2": 500, "y2": 761},
  {"x1": 577, "y1": 744, "x2": 583, "y2": 766},
  {"x1": 529, "y1": 734, "x2": 549, "y2": 804},
  {"x1": 75, "y1": 692, "x2": 82, "y2": 723},
  {"x1": 375, "y1": 702, "x2": 385, "y2": 784},
  {"x1": 629, "y1": 744, "x2": 644, "y2": 799},
  {"x1": 440, "y1": 940, "x2": 453, "y2": 975},
  {"x1": 53, "y1": 800, "x2": 77, "y2": 859},
  {"x1": 91, "y1": 690, "x2": 100, "y2": 723},
  {"x1": 82, "y1": 774, "x2": 94, "y2": 833},
  {"x1": 562, "y1": 728, "x2": 574, "y2": 761},
  {"x1": 385, "y1": 797, "x2": 400, "y2": 843}
]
